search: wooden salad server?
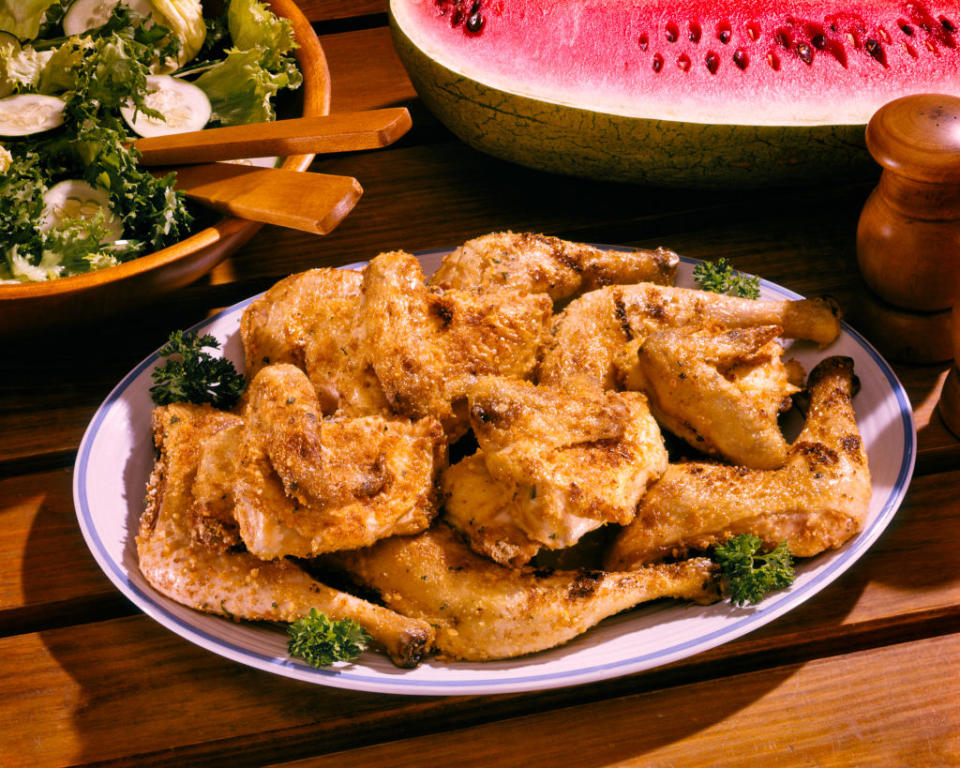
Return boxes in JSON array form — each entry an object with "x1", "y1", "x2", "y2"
[
  {"x1": 172, "y1": 163, "x2": 363, "y2": 235},
  {"x1": 134, "y1": 107, "x2": 412, "y2": 165}
]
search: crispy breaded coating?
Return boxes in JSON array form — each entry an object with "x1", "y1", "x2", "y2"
[
  {"x1": 460, "y1": 376, "x2": 667, "y2": 550},
  {"x1": 333, "y1": 524, "x2": 719, "y2": 662},
  {"x1": 361, "y1": 250, "x2": 552, "y2": 440},
  {"x1": 539, "y1": 282, "x2": 841, "y2": 390},
  {"x1": 139, "y1": 402, "x2": 434, "y2": 668},
  {"x1": 234, "y1": 364, "x2": 446, "y2": 559},
  {"x1": 606, "y1": 357, "x2": 871, "y2": 568},
  {"x1": 429, "y1": 231, "x2": 678, "y2": 299},
  {"x1": 240, "y1": 267, "x2": 362, "y2": 377},
  {"x1": 615, "y1": 324, "x2": 803, "y2": 469}
]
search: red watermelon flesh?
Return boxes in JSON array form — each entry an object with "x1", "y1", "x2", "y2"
[{"x1": 397, "y1": 0, "x2": 960, "y2": 125}]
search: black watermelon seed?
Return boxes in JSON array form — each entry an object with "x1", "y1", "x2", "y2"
[
  {"x1": 465, "y1": 11, "x2": 484, "y2": 33},
  {"x1": 797, "y1": 42, "x2": 814, "y2": 64},
  {"x1": 653, "y1": 53, "x2": 664, "y2": 72},
  {"x1": 705, "y1": 51, "x2": 719, "y2": 72},
  {"x1": 733, "y1": 48, "x2": 749, "y2": 69}
]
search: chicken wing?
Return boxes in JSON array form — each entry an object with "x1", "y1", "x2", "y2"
[
  {"x1": 428, "y1": 231, "x2": 678, "y2": 299},
  {"x1": 301, "y1": 295, "x2": 393, "y2": 417},
  {"x1": 539, "y1": 283, "x2": 841, "y2": 390},
  {"x1": 615, "y1": 324, "x2": 803, "y2": 469},
  {"x1": 461, "y1": 376, "x2": 667, "y2": 550},
  {"x1": 361, "y1": 250, "x2": 552, "y2": 439},
  {"x1": 240, "y1": 267, "x2": 363, "y2": 377},
  {"x1": 139, "y1": 402, "x2": 435, "y2": 667},
  {"x1": 234, "y1": 363, "x2": 446, "y2": 559},
  {"x1": 606, "y1": 356, "x2": 871, "y2": 568},
  {"x1": 332, "y1": 524, "x2": 719, "y2": 662}
]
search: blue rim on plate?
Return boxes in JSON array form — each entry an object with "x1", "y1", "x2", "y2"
[{"x1": 73, "y1": 250, "x2": 917, "y2": 695}]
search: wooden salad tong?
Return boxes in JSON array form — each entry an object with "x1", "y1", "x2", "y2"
[{"x1": 136, "y1": 108, "x2": 412, "y2": 234}]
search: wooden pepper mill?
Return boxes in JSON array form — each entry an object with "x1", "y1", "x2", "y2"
[{"x1": 855, "y1": 93, "x2": 960, "y2": 436}]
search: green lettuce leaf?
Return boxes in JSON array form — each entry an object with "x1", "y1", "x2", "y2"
[
  {"x1": 194, "y1": 46, "x2": 301, "y2": 125},
  {"x1": 0, "y1": 39, "x2": 53, "y2": 96},
  {"x1": 227, "y1": 0, "x2": 297, "y2": 69},
  {"x1": 0, "y1": 0, "x2": 57, "y2": 39}
]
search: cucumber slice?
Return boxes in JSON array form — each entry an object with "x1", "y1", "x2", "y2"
[
  {"x1": 40, "y1": 180, "x2": 124, "y2": 243},
  {"x1": 0, "y1": 94, "x2": 66, "y2": 136},
  {"x1": 221, "y1": 156, "x2": 281, "y2": 169},
  {"x1": 63, "y1": 0, "x2": 154, "y2": 36},
  {"x1": 120, "y1": 74, "x2": 211, "y2": 137}
]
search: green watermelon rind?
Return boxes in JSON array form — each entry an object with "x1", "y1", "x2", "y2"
[{"x1": 389, "y1": 15, "x2": 875, "y2": 189}]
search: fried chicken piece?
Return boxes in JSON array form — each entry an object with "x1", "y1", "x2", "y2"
[
  {"x1": 458, "y1": 376, "x2": 667, "y2": 551},
  {"x1": 332, "y1": 524, "x2": 719, "y2": 662},
  {"x1": 361, "y1": 250, "x2": 552, "y2": 440},
  {"x1": 234, "y1": 363, "x2": 446, "y2": 559},
  {"x1": 240, "y1": 268, "x2": 363, "y2": 377},
  {"x1": 539, "y1": 283, "x2": 841, "y2": 390},
  {"x1": 606, "y1": 357, "x2": 871, "y2": 568},
  {"x1": 615, "y1": 324, "x2": 804, "y2": 469},
  {"x1": 441, "y1": 452, "x2": 544, "y2": 567},
  {"x1": 428, "y1": 231, "x2": 678, "y2": 299},
  {"x1": 190, "y1": 418, "x2": 245, "y2": 550},
  {"x1": 301, "y1": 296, "x2": 393, "y2": 417},
  {"x1": 139, "y1": 403, "x2": 435, "y2": 668}
]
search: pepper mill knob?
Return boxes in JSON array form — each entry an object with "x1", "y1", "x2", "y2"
[{"x1": 855, "y1": 94, "x2": 960, "y2": 372}]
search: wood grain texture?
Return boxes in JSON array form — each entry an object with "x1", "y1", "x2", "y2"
[
  {"x1": 135, "y1": 109, "x2": 412, "y2": 166},
  {"x1": 0, "y1": 469, "x2": 956, "y2": 765},
  {"x1": 298, "y1": 0, "x2": 385, "y2": 22},
  {"x1": 270, "y1": 633, "x2": 960, "y2": 768}
]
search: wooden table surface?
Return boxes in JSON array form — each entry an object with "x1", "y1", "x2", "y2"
[{"x1": 3, "y1": 4, "x2": 959, "y2": 766}]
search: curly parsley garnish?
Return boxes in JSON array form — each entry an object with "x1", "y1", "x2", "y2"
[
  {"x1": 693, "y1": 258, "x2": 761, "y2": 299},
  {"x1": 287, "y1": 609, "x2": 371, "y2": 667},
  {"x1": 150, "y1": 330, "x2": 246, "y2": 409},
  {"x1": 712, "y1": 534, "x2": 795, "y2": 606}
]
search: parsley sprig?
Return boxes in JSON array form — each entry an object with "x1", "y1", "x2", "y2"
[
  {"x1": 150, "y1": 330, "x2": 246, "y2": 409},
  {"x1": 693, "y1": 258, "x2": 761, "y2": 299},
  {"x1": 287, "y1": 609, "x2": 371, "y2": 667},
  {"x1": 712, "y1": 534, "x2": 795, "y2": 606}
]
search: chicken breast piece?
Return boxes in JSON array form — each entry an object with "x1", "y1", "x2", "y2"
[
  {"x1": 441, "y1": 452, "x2": 544, "y2": 567},
  {"x1": 361, "y1": 250, "x2": 552, "y2": 440},
  {"x1": 139, "y1": 403, "x2": 435, "y2": 668},
  {"x1": 606, "y1": 356, "x2": 871, "y2": 568},
  {"x1": 240, "y1": 267, "x2": 363, "y2": 377},
  {"x1": 465, "y1": 376, "x2": 668, "y2": 549},
  {"x1": 615, "y1": 324, "x2": 803, "y2": 469},
  {"x1": 539, "y1": 283, "x2": 841, "y2": 390},
  {"x1": 301, "y1": 296, "x2": 393, "y2": 417},
  {"x1": 428, "y1": 231, "x2": 678, "y2": 299},
  {"x1": 332, "y1": 524, "x2": 719, "y2": 662},
  {"x1": 234, "y1": 364, "x2": 447, "y2": 559}
]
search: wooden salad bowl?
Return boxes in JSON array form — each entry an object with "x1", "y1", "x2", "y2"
[{"x1": 0, "y1": 0, "x2": 330, "y2": 336}]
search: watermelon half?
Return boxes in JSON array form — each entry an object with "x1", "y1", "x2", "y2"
[{"x1": 390, "y1": 0, "x2": 960, "y2": 187}]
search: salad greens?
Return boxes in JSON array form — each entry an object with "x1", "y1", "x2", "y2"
[{"x1": 0, "y1": 0, "x2": 302, "y2": 284}]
